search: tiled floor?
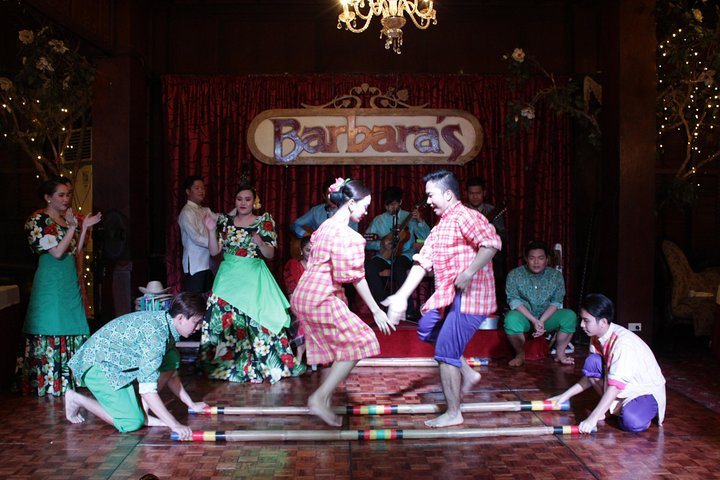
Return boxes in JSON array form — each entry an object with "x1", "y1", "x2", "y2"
[{"x1": 3, "y1": 338, "x2": 720, "y2": 479}]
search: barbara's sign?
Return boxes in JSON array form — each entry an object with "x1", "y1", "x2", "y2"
[{"x1": 248, "y1": 108, "x2": 483, "y2": 165}]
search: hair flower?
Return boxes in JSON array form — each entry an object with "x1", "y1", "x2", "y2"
[{"x1": 328, "y1": 177, "x2": 346, "y2": 194}]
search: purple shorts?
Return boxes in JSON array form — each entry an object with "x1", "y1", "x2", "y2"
[
  {"x1": 582, "y1": 353, "x2": 659, "y2": 432},
  {"x1": 417, "y1": 293, "x2": 486, "y2": 368}
]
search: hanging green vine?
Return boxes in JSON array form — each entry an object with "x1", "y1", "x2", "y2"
[{"x1": 502, "y1": 47, "x2": 602, "y2": 149}]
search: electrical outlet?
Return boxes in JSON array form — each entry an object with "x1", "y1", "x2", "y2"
[{"x1": 628, "y1": 323, "x2": 642, "y2": 332}]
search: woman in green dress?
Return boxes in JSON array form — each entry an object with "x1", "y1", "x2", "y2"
[
  {"x1": 200, "y1": 185, "x2": 305, "y2": 383},
  {"x1": 20, "y1": 176, "x2": 102, "y2": 396}
]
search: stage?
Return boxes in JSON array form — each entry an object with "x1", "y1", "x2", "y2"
[{"x1": 372, "y1": 320, "x2": 549, "y2": 361}]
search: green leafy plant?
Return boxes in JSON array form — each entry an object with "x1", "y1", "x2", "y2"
[{"x1": 0, "y1": 26, "x2": 94, "y2": 180}]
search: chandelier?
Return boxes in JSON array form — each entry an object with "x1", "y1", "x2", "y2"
[{"x1": 337, "y1": 0, "x2": 437, "y2": 55}]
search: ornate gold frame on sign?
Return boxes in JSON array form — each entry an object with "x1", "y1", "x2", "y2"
[{"x1": 247, "y1": 84, "x2": 483, "y2": 166}]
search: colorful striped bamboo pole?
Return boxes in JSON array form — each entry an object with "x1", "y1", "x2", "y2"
[
  {"x1": 171, "y1": 425, "x2": 591, "y2": 442},
  {"x1": 190, "y1": 400, "x2": 570, "y2": 416},
  {"x1": 356, "y1": 357, "x2": 489, "y2": 367}
]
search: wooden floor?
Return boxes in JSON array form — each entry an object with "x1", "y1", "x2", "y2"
[{"x1": 3, "y1": 341, "x2": 720, "y2": 479}]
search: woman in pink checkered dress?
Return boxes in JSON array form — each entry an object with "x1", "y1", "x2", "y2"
[{"x1": 291, "y1": 178, "x2": 396, "y2": 426}]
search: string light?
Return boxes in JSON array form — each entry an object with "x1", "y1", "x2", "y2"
[{"x1": 656, "y1": 12, "x2": 718, "y2": 181}]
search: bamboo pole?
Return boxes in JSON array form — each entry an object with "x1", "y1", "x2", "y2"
[
  {"x1": 171, "y1": 425, "x2": 590, "y2": 442},
  {"x1": 356, "y1": 357, "x2": 489, "y2": 367},
  {"x1": 190, "y1": 400, "x2": 570, "y2": 416}
]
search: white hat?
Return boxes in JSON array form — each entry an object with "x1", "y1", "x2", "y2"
[{"x1": 139, "y1": 280, "x2": 170, "y2": 295}]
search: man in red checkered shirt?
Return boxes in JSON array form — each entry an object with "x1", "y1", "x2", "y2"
[{"x1": 384, "y1": 170, "x2": 501, "y2": 428}]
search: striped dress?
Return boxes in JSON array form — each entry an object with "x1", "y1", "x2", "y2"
[{"x1": 291, "y1": 218, "x2": 380, "y2": 365}]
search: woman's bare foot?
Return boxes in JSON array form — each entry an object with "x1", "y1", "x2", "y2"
[
  {"x1": 145, "y1": 414, "x2": 167, "y2": 427},
  {"x1": 555, "y1": 355, "x2": 575, "y2": 365},
  {"x1": 65, "y1": 390, "x2": 85, "y2": 424},
  {"x1": 508, "y1": 355, "x2": 525, "y2": 367},
  {"x1": 424, "y1": 411, "x2": 464, "y2": 428},
  {"x1": 461, "y1": 370, "x2": 482, "y2": 394},
  {"x1": 308, "y1": 393, "x2": 342, "y2": 427},
  {"x1": 295, "y1": 345, "x2": 306, "y2": 368}
]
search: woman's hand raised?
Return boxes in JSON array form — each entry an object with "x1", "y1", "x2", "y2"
[
  {"x1": 83, "y1": 212, "x2": 102, "y2": 228},
  {"x1": 65, "y1": 208, "x2": 79, "y2": 229}
]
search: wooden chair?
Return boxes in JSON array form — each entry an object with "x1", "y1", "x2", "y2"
[{"x1": 660, "y1": 240, "x2": 720, "y2": 337}]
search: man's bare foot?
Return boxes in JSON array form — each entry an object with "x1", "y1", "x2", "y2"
[
  {"x1": 508, "y1": 355, "x2": 525, "y2": 367},
  {"x1": 461, "y1": 370, "x2": 482, "y2": 394},
  {"x1": 555, "y1": 355, "x2": 575, "y2": 365},
  {"x1": 65, "y1": 390, "x2": 85, "y2": 424},
  {"x1": 424, "y1": 411, "x2": 464, "y2": 428},
  {"x1": 308, "y1": 394, "x2": 342, "y2": 427}
]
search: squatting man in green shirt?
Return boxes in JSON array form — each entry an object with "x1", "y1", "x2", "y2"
[{"x1": 65, "y1": 292, "x2": 208, "y2": 440}]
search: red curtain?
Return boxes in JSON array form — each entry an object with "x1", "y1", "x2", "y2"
[{"x1": 162, "y1": 74, "x2": 574, "y2": 301}]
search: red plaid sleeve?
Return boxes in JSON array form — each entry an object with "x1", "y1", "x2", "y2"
[{"x1": 331, "y1": 228, "x2": 366, "y2": 284}]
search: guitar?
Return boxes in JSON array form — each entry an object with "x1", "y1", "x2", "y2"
[
  {"x1": 483, "y1": 202, "x2": 507, "y2": 224},
  {"x1": 290, "y1": 223, "x2": 379, "y2": 260},
  {"x1": 367, "y1": 201, "x2": 425, "y2": 259}
]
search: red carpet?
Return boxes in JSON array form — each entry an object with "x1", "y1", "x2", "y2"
[
  {"x1": 155, "y1": 279, "x2": 548, "y2": 362},
  {"x1": 371, "y1": 320, "x2": 549, "y2": 361},
  {"x1": 355, "y1": 289, "x2": 549, "y2": 360}
]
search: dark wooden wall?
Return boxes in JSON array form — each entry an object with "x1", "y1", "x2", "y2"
[{"x1": 147, "y1": 1, "x2": 600, "y2": 76}]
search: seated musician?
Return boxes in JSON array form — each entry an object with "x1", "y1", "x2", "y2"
[
  {"x1": 291, "y1": 178, "x2": 358, "y2": 240},
  {"x1": 365, "y1": 186, "x2": 430, "y2": 320},
  {"x1": 465, "y1": 176, "x2": 505, "y2": 237},
  {"x1": 466, "y1": 176, "x2": 508, "y2": 308}
]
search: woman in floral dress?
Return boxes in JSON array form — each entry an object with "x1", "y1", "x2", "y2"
[
  {"x1": 200, "y1": 185, "x2": 304, "y2": 383},
  {"x1": 20, "y1": 176, "x2": 101, "y2": 396},
  {"x1": 291, "y1": 178, "x2": 395, "y2": 426}
]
